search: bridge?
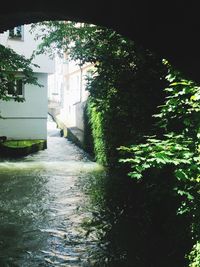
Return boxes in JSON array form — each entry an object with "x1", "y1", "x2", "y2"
[{"x1": 0, "y1": 1, "x2": 200, "y2": 84}]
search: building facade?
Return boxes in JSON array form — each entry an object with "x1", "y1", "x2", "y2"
[
  {"x1": 0, "y1": 24, "x2": 55, "y2": 140},
  {"x1": 48, "y1": 54, "x2": 92, "y2": 134},
  {"x1": 59, "y1": 58, "x2": 92, "y2": 131}
]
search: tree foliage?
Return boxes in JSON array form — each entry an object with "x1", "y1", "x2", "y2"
[
  {"x1": 0, "y1": 44, "x2": 41, "y2": 102},
  {"x1": 118, "y1": 60, "x2": 200, "y2": 206},
  {"x1": 118, "y1": 60, "x2": 200, "y2": 264},
  {"x1": 31, "y1": 21, "x2": 167, "y2": 166}
]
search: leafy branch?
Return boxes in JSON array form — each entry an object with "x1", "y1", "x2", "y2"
[
  {"x1": 118, "y1": 60, "x2": 200, "y2": 213},
  {"x1": 0, "y1": 44, "x2": 41, "y2": 102}
]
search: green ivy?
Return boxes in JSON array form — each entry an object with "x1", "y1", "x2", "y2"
[{"x1": 86, "y1": 99, "x2": 108, "y2": 165}]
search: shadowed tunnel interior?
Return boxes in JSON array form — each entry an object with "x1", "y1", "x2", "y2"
[
  {"x1": 0, "y1": 1, "x2": 200, "y2": 84},
  {"x1": 0, "y1": 2, "x2": 200, "y2": 266}
]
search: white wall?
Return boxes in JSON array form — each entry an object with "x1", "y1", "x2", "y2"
[
  {"x1": 0, "y1": 119, "x2": 47, "y2": 140},
  {"x1": 48, "y1": 55, "x2": 64, "y2": 103},
  {"x1": 58, "y1": 61, "x2": 91, "y2": 131},
  {"x1": 0, "y1": 23, "x2": 55, "y2": 140},
  {"x1": 0, "y1": 24, "x2": 55, "y2": 74},
  {"x1": 0, "y1": 73, "x2": 48, "y2": 139}
]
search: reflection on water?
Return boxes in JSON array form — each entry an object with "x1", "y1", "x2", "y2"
[
  {"x1": 0, "y1": 118, "x2": 104, "y2": 267},
  {"x1": 1, "y1": 116, "x2": 188, "y2": 267}
]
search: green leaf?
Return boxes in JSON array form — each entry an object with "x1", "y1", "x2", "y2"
[
  {"x1": 129, "y1": 172, "x2": 142, "y2": 179},
  {"x1": 175, "y1": 169, "x2": 189, "y2": 180}
]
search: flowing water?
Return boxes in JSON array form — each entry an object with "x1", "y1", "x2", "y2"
[{"x1": 0, "y1": 116, "x2": 104, "y2": 267}]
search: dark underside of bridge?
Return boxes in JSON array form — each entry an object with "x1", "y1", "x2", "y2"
[{"x1": 0, "y1": 1, "x2": 200, "y2": 83}]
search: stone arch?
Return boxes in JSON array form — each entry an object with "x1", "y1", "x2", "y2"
[{"x1": 0, "y1": 1, "x2": 200, "y2": 82}]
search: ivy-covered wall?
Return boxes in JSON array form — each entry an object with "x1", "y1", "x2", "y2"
[
  {"x1": 84, "y1": 52, "x2": 167, "y2": 167},
  {"x1": 83, "y1": 50, "x2": 197, "y2": 267}
]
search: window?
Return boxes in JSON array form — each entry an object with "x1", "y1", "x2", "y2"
[
  {"x1": 9, "y1": 26, "x2": 24, "y2": 40},
  {"x1": 7, "y1": 79, "x2": 24, "y2": 97}
]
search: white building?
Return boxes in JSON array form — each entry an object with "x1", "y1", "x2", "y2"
[
  {"x1": 50, "y1": 55, "x2": 92, "y2": 133},
  {"x1": 0, "y1": 24, "x2": 55, "y2": 140},
  {"x1": 48, "y1": 55, "x2": 64, "y2": 105},
  {"x1": 60, "y1": 58, "x2": 91, "y2": 131}
]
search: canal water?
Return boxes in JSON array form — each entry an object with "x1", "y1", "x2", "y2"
[{"x1": 0, "y1": 116, "x2": 104, "y2": 267}]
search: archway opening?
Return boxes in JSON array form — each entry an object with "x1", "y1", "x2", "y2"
[{"x1": 0, "y1": 16, "x2": 199, "y2": 267}]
